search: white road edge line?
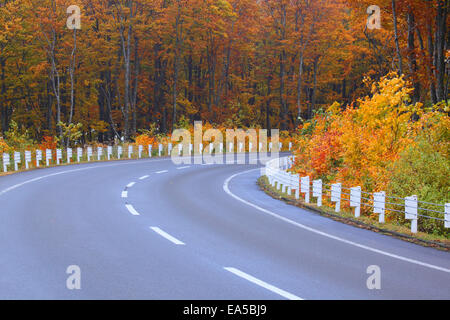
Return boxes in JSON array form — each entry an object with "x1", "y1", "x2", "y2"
[
  {"x1": 127, "y1": 182, "x2": 136, "y2": 188},
  {"x1": 224, "y1": 267, "x2": 303, "y2": 300},
  {"x1": 121, "y1": 191, "x2": 128, "y2": 198},
  {"x1": 223, "y1": 169, "x2": 450, "y2": 274},
  {"x1": 156, "y1": 170, "x2": 168, "y2": 174},
  {"x1": 125, "y1": 204, "x2": 140, "y2": 216},
  {"x1": 176, "y1": 166, "x2": 190, "y2": 170},
  {"x1": 139, "y1": 175, "x2": 149, "y2": 180},
  {"x1": 150, "y1": 227, "x2": 185, "y2": 245}
]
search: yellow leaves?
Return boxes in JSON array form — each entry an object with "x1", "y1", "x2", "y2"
[
  {"x1": 293, "y1": 74, "x2": 445, "y2": 194},
  {"x1": 327, "y1": 101, "x2": 341, "y2": 116},
  {"x1": 178, "y1": 98, "x2": 198, "y2": 115},
  {"x1": 302, "y1": 122, "x2": 311, "y2": 131},
  {"x1": 91, "y1": 121, "x2": 109, "y2": 133}
]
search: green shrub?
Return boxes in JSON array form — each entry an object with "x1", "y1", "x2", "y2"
[{"x1": 388, "y1": 135, "x2": 449, "y2": 237}]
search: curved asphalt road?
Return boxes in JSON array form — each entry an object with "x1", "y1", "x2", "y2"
[{"x1": 0, "y1": 155, "x2": 449, "y2": 299}]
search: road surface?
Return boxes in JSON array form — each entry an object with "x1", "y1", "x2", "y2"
[{"x1": 0, "y1": 155, "x2": 449, "y2": 299}]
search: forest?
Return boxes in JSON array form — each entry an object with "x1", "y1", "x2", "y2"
[{"x1": 0, "y1": 0, "x2": 448, "y2": 144}]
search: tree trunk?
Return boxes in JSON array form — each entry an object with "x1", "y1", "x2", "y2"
[
  {"x1": 296, "y1": 52, "x2": 304, "y2": 125},
  {"x1": 427, "y1": 22, "x2": 438, "y2": 104},
  {"x1": 407, "y1": 9, "x2": 420, "y2": 103},
  {"x1": 392, "y1": 0, "x2": 403, "y2": 75},
  {"x1": 434, "y1": 0, "x2": 447, "y2": 102},
  {"x1": 309, "y1": 56, "x2": 319, "y2": 118}
]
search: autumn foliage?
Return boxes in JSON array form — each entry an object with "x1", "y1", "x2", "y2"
[
  {"x1": 291, "y1": 74, "x2": 449, "y2": 234},
  {"x1": 0, "y1": 0, "x2": 447, "y2": 142},
  {"x1": 38, "y1": 136, "x2": 58, "y2": 151}
]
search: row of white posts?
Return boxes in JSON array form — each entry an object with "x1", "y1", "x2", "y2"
[
  {"x1": 264, "y1": 157, "x2": 450, "y2": 234},
  {"x1": 1, "y1": 141, "x2": 294, "y2": 173},
  {"x1": 1, "y1": 144, "x2": 168, "y2": 172}
]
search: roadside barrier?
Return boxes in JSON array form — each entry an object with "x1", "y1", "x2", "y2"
[{"x1": 264, "y1": 156, "x2": 449, "y2": 234}]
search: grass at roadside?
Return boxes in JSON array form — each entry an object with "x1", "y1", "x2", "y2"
[{"x1": 257, "y1": 176, "x2": 450, "y2": 251}]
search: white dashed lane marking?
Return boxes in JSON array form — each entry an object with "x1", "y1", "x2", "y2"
[
  {"x1": 224, "y1": 267, "x2": 303, "y2": 300},
  {"x1": 125, "y1": 204, "x2": 140, "y2": 216},
  {"x1": 150, "y1": 227, "x2": 185, "y2": 245}
]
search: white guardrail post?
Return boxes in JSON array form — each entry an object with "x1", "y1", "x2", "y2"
[
  {"x1": 77, "y1": 147, "x2": 82, "y2": 162},
  {"x1": 292, "y1": 173, "x2": 300, "y2": 199},
  {"x1": 350, "y1": 186, "x2": 361, "y2": 217},
  {"x1": 313, "y1": 179, "x2": 322, "y2": 206},
  {"x1": 98, "y1": 147, "x2": 103, "y2": 161},
  {"x1": 25, "y1": 150, "x2": 31, "y2": 169},
  {"x1": 405, "y1": 195, "x2": 418, "y2": 233},
  {"x1": 128, "y1": 145, "x2": 133, "y2": 158},
  {"x1": 56, "y1": 149, "x2": 62, "y2": 165},
  {"x1": 87, "y1": 147, "x2": 92, "y2": 162},
  {"x1": 14, "y1": 151, "x2": 21, "y2": 171},
  {"x1": 45, "y1": 149, "x2": 52, "y2": 166},
  {"x1": 3, "y1": 153, "x2": 10, "y2": 172},
  {"x1": 159, "y1": 144, "x2": 163, "y2": 157},
  {"x1": 168, "y1": 143, "x2": 173, "y2": 155},
  {"x1": 67, "y1": 148, "x2": 72, "y2": 164},
  {"x1": 148, "y1": 145, "x2": 152, "y2": 157},
  {"x1": 374, "y1": 191, "x2": 385, "y2": 223},
  {"x1": 118, "y1": 146, "x2": 123, "y2": 159},
  {"x1": 36, "y1": 150, "x2": 42, "y2": 167},
  {"x1": 331, "y1": 183, "x2": 342, "y2": 212},
  {"x1": 107, "y1": 146, "x2": 112, "y2": 160},
  {"x1": 445, "y1": 204, "x2": 450, "y2": 228},
  {"x1": 300, "y1": 176, "x2": 310, "y2": 203}
]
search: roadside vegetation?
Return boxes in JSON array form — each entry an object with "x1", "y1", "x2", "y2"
[{"x1": 290, "y1": 74, "x2": 449, "y2": 237}]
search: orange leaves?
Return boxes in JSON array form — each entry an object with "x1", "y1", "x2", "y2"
[
  {"x1": 292, "y1": 74, "x2": 428, "y2": 193},
  {"x1": 0, "y1": 138, "x2": 11, "y2": 153},
  {"x1": 134, "y1": 134, "x2": 156, "y2": 147},
  {"x1": 38, "y1": 136, "x2": 57, "y2": 150}
]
